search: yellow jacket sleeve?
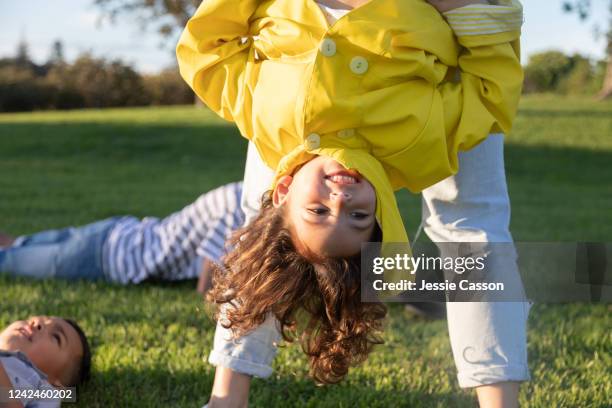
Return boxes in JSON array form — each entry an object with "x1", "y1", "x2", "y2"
[
  {"x1": 438, "y1": 1, "x2": 524, "y2": 158},
  {"x1": 176, "y1": 0, "x2": 259, "y2": 137}
]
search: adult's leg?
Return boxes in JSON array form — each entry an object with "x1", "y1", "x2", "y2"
[
  {"x1": 421, "y1": 135, "x2": 530, "y2": 404},
  {"x1": 240, "y1": 142, "x2": 276, "y2": 222},
  {"x1": 0, "y1": 218, "x2": 118, "y2": 281}
]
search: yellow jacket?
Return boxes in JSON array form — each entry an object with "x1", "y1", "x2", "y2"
[{"x1": 177, "y1": 0, "x2": 524, "y2": 244}]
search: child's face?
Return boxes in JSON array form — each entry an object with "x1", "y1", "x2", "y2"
[
  {"x1": 274, "y1": 155, "x2": 377, "y2": 258},
  {"x1": 0, "y1": 316, "x2": 83, "y2": 386}
]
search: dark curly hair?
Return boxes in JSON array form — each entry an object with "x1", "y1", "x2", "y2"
[
  {"x1": 63, "y1": 318, "x2": 91, "y2": 387},
  {"x1": 209, "y1": 193, "x2": 386, "y2": 384}
]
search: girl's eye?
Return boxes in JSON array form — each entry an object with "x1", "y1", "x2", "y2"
[
  {"x1": 53, "y1": 334, "x2": 61, "y2": 345},
  {"x1": 308, "y1": 208, "x2": 328, "y2": 215},
  {"x1": 351, "y1": 212, "x2": 368, "y2": 219}
]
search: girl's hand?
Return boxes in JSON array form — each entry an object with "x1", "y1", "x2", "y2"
[{"x1": 427, "y1": 0, "x2": 490, "y2": 13}]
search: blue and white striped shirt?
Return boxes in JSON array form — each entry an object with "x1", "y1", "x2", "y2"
[{"x1": 102, "y1": 182, "x2": 244, "y2": 284}]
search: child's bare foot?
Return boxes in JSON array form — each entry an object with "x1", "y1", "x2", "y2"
[{"x1": 0, "y1": 232, "x2": 15, "y2": 248}]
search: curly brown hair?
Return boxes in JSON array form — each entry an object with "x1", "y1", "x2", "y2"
[{"x1": 209, "y1": 193, "x2": 386, "y2": 384}]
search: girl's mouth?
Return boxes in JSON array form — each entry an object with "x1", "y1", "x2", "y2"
[{"x1": 325, "y1": 170, "x2": 361, "y2": 184}]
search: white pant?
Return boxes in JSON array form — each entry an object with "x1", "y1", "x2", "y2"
[
  {"x1": 208, "y1": 135, "x2": 530, "y2": 387},
  {"x1": 421, "y1": 134, "x2": 530, "y2": 387}
]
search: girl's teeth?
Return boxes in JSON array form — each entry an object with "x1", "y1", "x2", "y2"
[{"x1": 330, "y1": 175, "x2": 356, "y2": 183}]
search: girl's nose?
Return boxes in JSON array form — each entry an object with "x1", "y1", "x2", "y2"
[{"x1": 330, "y1": 191, "x2": 352, "y2": 201}]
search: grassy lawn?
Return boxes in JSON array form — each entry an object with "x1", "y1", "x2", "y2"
[{"x1": 0, "y1": 95, "x2": 611, "y2": 407}]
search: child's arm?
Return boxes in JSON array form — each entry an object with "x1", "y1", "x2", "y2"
[
  {"x1": 207, "y1": 367, "x2": 251, "y2": 408},
  {"x1": 0, "y1": 362, "x2": 25, "y2": 408},
  {"x1": 427, "y1": 0, "x2": 524, "y2": 155},
  {"x1": 176, "y1": 0, "x2": 259, "y2": 138}
]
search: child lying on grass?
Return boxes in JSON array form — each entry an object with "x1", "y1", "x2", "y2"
[
  {"x1": 0, "y1": 316, "x2": 91, "y2": 408},
  {"x1": 0, "y1": 182, "x2": 244, "y2": 294}
]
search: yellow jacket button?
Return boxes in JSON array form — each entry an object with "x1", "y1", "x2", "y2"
[
  {"x1": 305, "y1": 133, "x2": 321, "y2": 149},
  {"x1": 320, "y1": 38, "x2": 336, "y2": 57},
  {"x1": 350, "y1": 56, "x2": 368, "y2": 74},
  {"x1": 337, "y1": 128, "x2": 355, "y2": 139}
]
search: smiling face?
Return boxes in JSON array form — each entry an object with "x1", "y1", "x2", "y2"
[
  {"x1": 0, "y1": 316, "x2": 84, "y2": 386},
  {"x1": 273, "y1": 155, "x2": 377, "y2": 258}
]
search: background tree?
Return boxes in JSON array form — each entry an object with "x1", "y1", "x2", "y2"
[
  {"x1": 523, "y1": 51, "x2": 574, "y2": 93},
  {"x1": 92, "y1": 0, "x2": 205, "y2": 105},
  {"x1": 523, "y1": 51, "x2": 604, "y2": 94},
  {"x1": 52, "y1": 54, "x2": 151, "y2": 108},
  {"x1": 142, "y1": 68, "x2": 193, "y2": 105},
  {"x1": 49, "y1": 40, "x2": 65, "y2": 66},
  {"x1": 15, "y1": 38, "x2": 30, "y2": 68},
  {"x1": 563, "y1": 0, "x2": 612, "y2": 99},
  {"x1": 93, "y1": 0, "x2": 200, "y2": 40}
]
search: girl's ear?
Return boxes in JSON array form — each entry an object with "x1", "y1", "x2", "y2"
[{"x1": 273, "y1": 175, "x2": 293, "y2": 208}]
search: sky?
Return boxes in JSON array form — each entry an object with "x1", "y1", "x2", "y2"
[{"x1": 0, "y1": 0, "x2": 609, "y2": 74}]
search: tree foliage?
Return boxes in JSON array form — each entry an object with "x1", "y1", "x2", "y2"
[
  {"x1": 142, "y1": 68, "x2": 194, "y2": 105},
  {"x1": 93, "y1": 0, "x2": 201, "y2": 39},
  {"x1": 563, "y1": 0, "x2": 612, "y2": 98},
  {"x1": 0, "y1": 40, "x2": 193, "y2": 112},
  {"x1": 562, "y1": 0, "x2": 593, "y2": 19},
  {"x1": 523, "y1": 51, "x2": 604, "y2": 94},
  {"x1": 524, "y1": 51, "x2": 575, "y2": 93}
]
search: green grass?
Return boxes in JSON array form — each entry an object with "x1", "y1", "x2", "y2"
[{"x1": 1, "y1": 95, "x2": 611, "y2": 407}]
